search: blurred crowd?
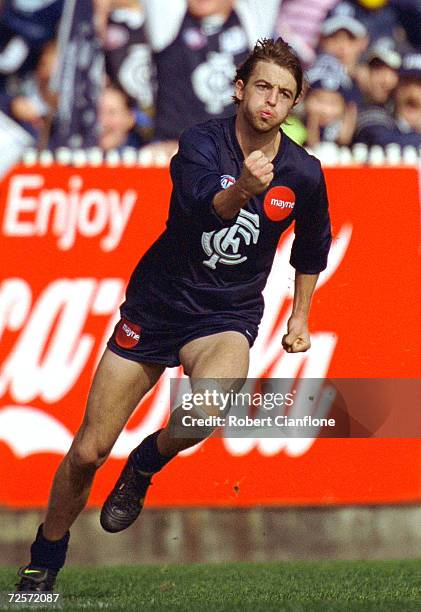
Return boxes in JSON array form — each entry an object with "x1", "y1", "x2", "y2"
[{"x1": 0, "y1": 0, "x2": 420, "y2": 162}]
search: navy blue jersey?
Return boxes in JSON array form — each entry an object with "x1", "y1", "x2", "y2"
[{"x1": 123, "y1": 116, "x2": 331, "y2": 330}]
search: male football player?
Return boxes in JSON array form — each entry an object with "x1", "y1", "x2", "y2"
[{"x1": 16, "y1": 38, "x2": 331, "y2": 591}]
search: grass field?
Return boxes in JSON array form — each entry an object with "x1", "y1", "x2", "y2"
[{"x1": 1, "y1": 561, "x2": 421, "y2": 611}]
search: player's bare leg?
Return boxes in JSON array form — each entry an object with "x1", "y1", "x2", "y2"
[
  {"x1": 17, "y1": 349, "x2": 164, "y2": 590},
  {"x1": 101, "y1": 331, "x2": 249, "y2": 533},
  {"x1": 44, "y1": 349, "x2": 165, "y2": 539},
  {"x1": 159, "y1": 330, "x2": 250, "y2": 455}
]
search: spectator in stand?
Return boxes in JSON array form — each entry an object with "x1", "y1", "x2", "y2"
[
  {"x1": 98, "y1": 84, "x2": 143, "y2": 150},
  {"x1": 304, "y1": 74, "x2": 357, "y2": 146},
  {"x1": 347, "y1": 0, "x2": 402, "y2": 45},
  {"x1": 390, "y1": 0, "x2": 421, "y2": 51},
  {"x1": 354, "y1": 52, "x2": 421, "y2": 146},
  {"x1": 4, "y1": 40, "x2": 58, "y2": 141},
  {"x1": 274, "y1": 0, "x2": 340, "y2": 68},
  {"x1": 0, "y1": 0, "x2": 63, "y2": 97},
  {"x1": 347, "y1": 0, "x2": 420, "y2": 51},
  {"x1": 140, "y1": 0, "x2": 281, "y2": 161},
  {"x1": 104, "y1": 0, "x2": 154, "y2": 141},
  {"x1": 395, "y1": 54, "x2": 421, "y2": 133},
  {"x1": 324, "y1": 1, "x2": 420, "y2": 84},
  {"x1": 316, "y1": 4, "x2": 369, "y2": 104},
  {"x1": 272, "y1": 0, "x2": 418, "y2": 72},
  {"x1": 359, "y1": 39, "x2": 401, "y2": 106},
  {"x1": 0, "y1": 0, "x2": 134, "y2": 154}
]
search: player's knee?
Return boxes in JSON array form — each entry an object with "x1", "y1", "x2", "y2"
[
  {"x1": 69, "y1": 440, "x2": 110, "y2": 471},
  {"x1": 189, "y1": 378, "x2": 241, "y2": 418}
]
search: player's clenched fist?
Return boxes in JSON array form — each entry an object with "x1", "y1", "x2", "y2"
[{"x1": 238, "y1": 150, "x2": 274, "y2": 196}]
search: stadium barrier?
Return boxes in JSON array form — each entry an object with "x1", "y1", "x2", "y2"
[
  {"x1": 19, "y1": 143, "x2": 421, "y2": 168},
  {"x1": 0, "y1": 160, "x2": 420, "y2": 509}
]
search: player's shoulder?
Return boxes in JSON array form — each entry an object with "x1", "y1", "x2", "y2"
[
  {"x1": 180, "y1": 118, "x2": 229, "y2": 148},
  {"x1": 281, "y1": 131, "x2": 323, "y2": 184},
  {"x1": 178, "y1": 117, "x2": 231, "y2": 164}
]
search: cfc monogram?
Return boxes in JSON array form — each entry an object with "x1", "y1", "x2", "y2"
[{"x1": 201, "y1": 209, "x2": 260, "y2": 269}]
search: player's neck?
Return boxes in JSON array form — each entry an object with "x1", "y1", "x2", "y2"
[{"x1": 235, "y1": 114, "x2": 281, "y2": 161}]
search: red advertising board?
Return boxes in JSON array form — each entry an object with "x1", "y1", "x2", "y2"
[{"x1": 0, "y1": 164, "x2": 420, "y2": 507}]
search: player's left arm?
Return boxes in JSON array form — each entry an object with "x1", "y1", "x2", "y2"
[
  {"x1": 282, "y1": 272, "x2": 318, "y2": 353},
  {"x1": 286, "y1": 163, "x2": 332, "y2": 353}
]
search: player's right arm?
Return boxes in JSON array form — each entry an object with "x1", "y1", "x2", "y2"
[{"x1": 213, "y1": 151, "x2": 274, "y2": 220}]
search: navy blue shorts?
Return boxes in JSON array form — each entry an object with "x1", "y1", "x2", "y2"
[{"x1": 107, "y1": 313, "x2": 257, "y2": 368}]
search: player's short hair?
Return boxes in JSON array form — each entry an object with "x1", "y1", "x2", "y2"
[{"x1": 233, "y1": 38, "x2": 304, "y2": 103}]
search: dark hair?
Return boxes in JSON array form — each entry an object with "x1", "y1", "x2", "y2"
[{"x1": 233, "y1": 37, "x2": 304, "y2": 103}]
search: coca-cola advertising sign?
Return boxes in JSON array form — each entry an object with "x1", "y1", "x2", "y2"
[{"x1": 0, "y1": 165, "x2": 420, "y2": 507}]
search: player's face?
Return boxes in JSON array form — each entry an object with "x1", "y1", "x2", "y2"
[{"x1": 235, "y1": 61, "x2": 298, "y2": 133}]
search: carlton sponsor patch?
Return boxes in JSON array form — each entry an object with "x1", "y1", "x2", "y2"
[
  {"x1": 115, "y1": 318, "x2": 141, "y2": 349},
  {"x1": 264, "y1": 186, "x2": 296, "y2": 221}
]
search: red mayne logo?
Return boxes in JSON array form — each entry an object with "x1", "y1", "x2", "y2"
[
  {"x1": 264, "y1": 186, "x2": 296, "y2": 221},
  {"x1": 116, "y1": 318, "x2": 141, "y2": 349}
]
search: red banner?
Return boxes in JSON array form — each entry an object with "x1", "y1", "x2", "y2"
[{"x1": 0, "y1": 164, "x2": 420, "y2": 507}]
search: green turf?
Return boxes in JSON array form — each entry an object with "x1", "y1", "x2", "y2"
[{"x1": 1, "y1": 560, "x2": 421, "y2": 611}]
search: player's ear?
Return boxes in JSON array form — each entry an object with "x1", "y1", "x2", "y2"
[
  {"x1": 293, "y1": 80, "x2": 308, "y2": 108},
  {"x1": 235, "y1": 79, "x2": 245, "y2": 101}
]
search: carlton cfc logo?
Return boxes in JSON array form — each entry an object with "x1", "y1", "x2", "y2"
[
  {"x1": 116, "y1": 318, "x2": 141, "y2": 349},
  {"x1": 264, "y1": 186, "x2": 296, "y2": 221},
  {"x1": 202, "y1": 209, "x2": 260, "y2": 269}
]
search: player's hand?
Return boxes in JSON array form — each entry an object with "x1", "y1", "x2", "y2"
[
  {"x1": 238, "y1": 150, "x2": 274, "y2": 196},
  {"x1": 282, "y1": 316, "x2": 311, "y2": 353}
]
